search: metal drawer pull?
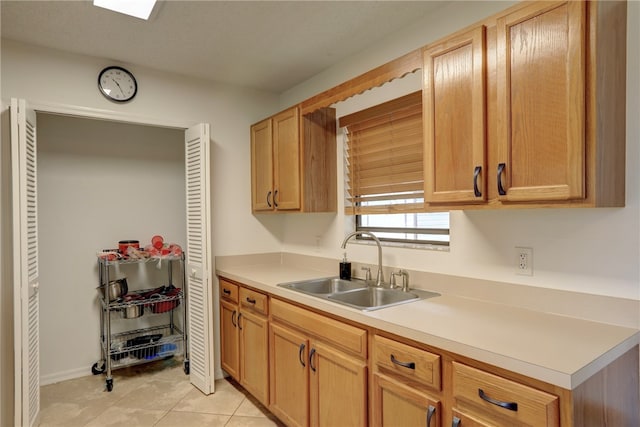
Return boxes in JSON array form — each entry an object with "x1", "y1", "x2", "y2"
[
  {"x1": 452, "y1": 416, "x2": 461, "y2": 427},
  {"x1": 267, "y1": 191, "x2": 272, "y2": 207},
  {"x1": 231, "y1": 310, "x2": 237, "y2": 327},
  {"x1": 223, "y1": 288, "x2": 231, "y2": 295},
  {"x1": 237, "y1": 313, "x2": 243, "y2": 330},
  {"x1": 478, "y1": 388, "x2": 518, "y2": 411},
  {"x1": 246, "y1": 297, "x2": 256, "y2": 304},
  {"x1": 298, "y1": 343, "x2": 306, "y2": 367},
  {"x1": 473, "y1": 166, "x2": 482, "y2": 197},
  {"x1": 309, "y1": 348, "x2": 317, "y2": 372},
  {"x1": 390, "y1": 354, "x2": 415, "y2": 369},
  {"x1": 273, "y1": 190, "x2": 279, "y2": 208},
  {"x1": 427, "y1": 405, "x2": 436, "y2": 427},
  {"x1": 497, "y1": 163, "x2": 507, "y2": 195}
]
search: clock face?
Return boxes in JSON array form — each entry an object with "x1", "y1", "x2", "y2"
[{"x1": 98, "y1": 66, "x2": 137, "y2": 102}]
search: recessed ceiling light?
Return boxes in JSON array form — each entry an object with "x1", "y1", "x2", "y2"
[{"x1": 93, "y1": 0, "x2": 157, "y2": 20}]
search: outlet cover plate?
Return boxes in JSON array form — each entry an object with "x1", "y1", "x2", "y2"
[{"x1": 515, "y1": 246, "x2": 533, "y2": 276}]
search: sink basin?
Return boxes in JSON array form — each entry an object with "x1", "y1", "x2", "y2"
[
  {"x1": 278, "y1": 277, "x2": 368, "y2": 295},
  {"x1": 327, "y1": 287, "x2": 420, "y2": 311},
  {"x1": 278, "y1": 277, "x2": 439, "y2": 311}
]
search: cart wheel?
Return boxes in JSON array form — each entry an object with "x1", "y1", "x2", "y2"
[
  {"x1": 183, "y1": 360, "x2": 190, "y2": 375},
  {"x1": 91, "y1": 362, "x2": 105, "y2": 375},
  {"x1": 106, "y1": 378, "x2": 113, "y2": 392}
]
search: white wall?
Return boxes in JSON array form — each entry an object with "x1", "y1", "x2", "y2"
[{"x1": 277, "y1": 1, "x2": 640, "y2": 301}]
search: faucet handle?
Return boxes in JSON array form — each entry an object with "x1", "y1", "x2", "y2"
[
  {"x1": 360, "y1": 266, "x2": 372, "y2": 281},
  {"x1": 391, "y1": 270, "x2": 409, "y2": 291}
]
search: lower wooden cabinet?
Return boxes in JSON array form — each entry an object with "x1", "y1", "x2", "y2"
[
  {"x1": 269, "y1": 323, "x2": 309, "y2": 427},
  {"x1": 372, "y1": 373, "x2": 441, "y2": 427},
  {"x1": 451, "y1": 362, "x2": 559, "y2": 427},
  {"x1": 219, "y1": 278, "x2": 269, "y2": 406},
  {"x1": 239, "y1": 308, "x2": 269, "y2": 405},
  {"x1": 269, "y1": 298, "x2": 368, "y2": 427},
  {"x1": 220, "y1": 298, "x2": 239, "y2": 379},
  {"x1": 310, "y1": 341, "x2": 367, "y2": 427}
]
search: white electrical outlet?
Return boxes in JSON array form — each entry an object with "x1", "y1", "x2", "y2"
[{"x1": 515, "y1": 246, "x2": 533, "y2": 276}]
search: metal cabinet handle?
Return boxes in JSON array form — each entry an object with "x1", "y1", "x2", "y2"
[
  {"x1": 497, "y1": 163, "x2": 507, "y2": 195},
  {"x1": 246, "y1": 297, "x2": 256, "y2": 304},
  {"x1": 390, "y1": 354, "x2": 415, "y2": 370},
  {"x1": 266, "y1": 191, "x2": 272, "y2": 207},
  {"x1": 231, "y1": 310, "x2": 237, "y2": 327},
  {"x1": 478, "y1": 388, "x2": 518, "y2": 411},
  {"x1": 273, "y1": 190, "x2": 279, "y2": 208},
  {"x1": 223, "y1": 288, "x2": 231, "y2": 295},
  {"x1": 473, "y1": 166, "x2": 482, "y2": 197},
  {"x1": 427, "y1": 405, "x2": 436, "y2": 427},
  {"x1": 452, "y1": 416, "x2": 461, "y2": 427},
  {"x1": 309, "y1": 348, "x2": 317, "y2": 372},
  {"x1": 298, "y1": 343, "x2": 306, "y2": 367},
  {"x1": 237, "y1": 312, "x2": 243, "y2": 330}
]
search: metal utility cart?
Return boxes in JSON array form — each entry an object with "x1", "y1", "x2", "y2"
[{"x1": 92, "y1": 254, "x2": 189, "y2": 392}]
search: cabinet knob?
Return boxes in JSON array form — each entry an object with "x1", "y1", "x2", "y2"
[
  {"x1": 298, "y1": 343, "x2": 306, "y2": 367},
  {"x1": 478, "y1": 388, "x2": 518, "y2": 411},
  {"x1": 309, "y1": 348, "x2": 317, "y2": 372},
  {"x1": 427, "y1": 405, "x2": 436, "y2": 427},
  {"x1": 390, "y1": 354, "x2": 416, "y2": 370},
  {"x1": 497, "y1": 163, "x2": 507, "y2": 196},
  {"x1": 473, "y1": 166, "x2": 482, "y2": 197}
]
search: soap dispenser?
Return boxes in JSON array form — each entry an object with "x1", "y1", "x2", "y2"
[{"x1": 339, "y1": 252, "x2": 352, "y2": 280}]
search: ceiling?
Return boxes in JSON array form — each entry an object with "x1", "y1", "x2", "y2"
[{"x1": 1, "y1": 0, "x2": 446, "y2": 93}]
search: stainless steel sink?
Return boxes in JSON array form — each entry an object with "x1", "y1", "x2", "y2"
[
  {"x1": 277, "y1": 277, "x2": 439, "y2": 311},
  {"x1": 278, "y1": 277, "x2": 368, "y2": 295},
  {"x1": 327, "y1": 287, "x2": 420, "y2": 311}
]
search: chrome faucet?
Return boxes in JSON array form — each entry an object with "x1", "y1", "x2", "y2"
[{"x1": 340, "y1": 231, "x2": 385, "y2": 287}]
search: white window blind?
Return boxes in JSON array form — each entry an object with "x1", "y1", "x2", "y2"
[{"x1": 340, "y1": 91, "x2": 423, "y2": 215}]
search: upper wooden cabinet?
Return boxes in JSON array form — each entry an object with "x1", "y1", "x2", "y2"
[
  {"x1": 251, "y1": 106, "x2": 337, "y2": 213},
  {"x1": 423, "y1": 0, "x2": 626, "y2": 209},
  {"x1": 495, "y1": 1, "x2": 586, "y2": 203},
  {"x1": 423, "y1": 25, "x2": 487, "y2": 204}
]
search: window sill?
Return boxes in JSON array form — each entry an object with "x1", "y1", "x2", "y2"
[{"x1": 348, "y1": 238, "x2": 449, "y2": 252}]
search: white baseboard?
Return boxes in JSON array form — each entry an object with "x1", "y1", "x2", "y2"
[{"x1": 40, "y1": 366, "x2": 90, "y2": 386}]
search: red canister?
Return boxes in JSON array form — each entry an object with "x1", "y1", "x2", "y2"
[{"x1": 118, "y1": 240, "x2": 140, "y2": 255}]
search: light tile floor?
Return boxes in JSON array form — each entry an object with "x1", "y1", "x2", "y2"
[{"x1": 39, "y1": 358, "x2": 284, "y2": 427}]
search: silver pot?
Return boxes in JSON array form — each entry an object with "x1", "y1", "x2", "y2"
[
  {"x1": 121, "y1": 302, "x2": 143, "y2": 319},
  {"x1": 103, "y1": 278, "x2": 128, "y2": 300}
]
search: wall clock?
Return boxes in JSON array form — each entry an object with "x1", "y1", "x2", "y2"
[{"x1": 98, "y1": 66, "x2": 137, "y2": 102}]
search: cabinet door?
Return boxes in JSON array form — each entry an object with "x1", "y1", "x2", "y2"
[
  {"x1": 372, "y1": 373, "x2": 441, "y2": 427},
  {"x1": 251, "y1": 118, "x2": 274, "y2": 211},
  {"x1": 239, "y1": 309, "x2": 269, "y2": 405},
  {"x1": 424, "y1": 26, "x2": 486, "y2": 203},
  {"x1": 269, "y1": 323, "x2": 310, "y2": 427},
  {"x1": 310, "y1": 341, "x2": 367, "y2": 427},
  {"x1": 220, "y1": 300, "x2": 239, "y2": 380},
  {"x1": 272, "y1": 107, "x2": 301, "y2": 210},
  {"x1": 496, "y1": 1, "x2": 586, "y2": 202}
]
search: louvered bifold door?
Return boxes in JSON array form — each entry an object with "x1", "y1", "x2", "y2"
[
  {"x1": 185, "y1": 123, "x2": 215, "y2": 394},
  {"x1": 11, "y1": 98, "x2": 40, "y2": 427}
]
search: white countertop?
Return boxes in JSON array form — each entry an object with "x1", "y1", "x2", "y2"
[{"x1": 215, "y1": 261, "x2": 639, "y2": 390}]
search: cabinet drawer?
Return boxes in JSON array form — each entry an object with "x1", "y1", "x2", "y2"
[
  {"x1": 373, "y1": 335, "x2": 441, "y2": 390},
  {"x1": 271, "y1": 298, "x2": 367, "y2": 358},
  {"x1": 240, "y1": 287, "x2": 268, "y2": 315},
  {"x1": 452, "y1": 362, "x2": 559, "y2": 426},
  {"x1": 219, "y1": 278, "x2": 239, "y2": 303}
]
